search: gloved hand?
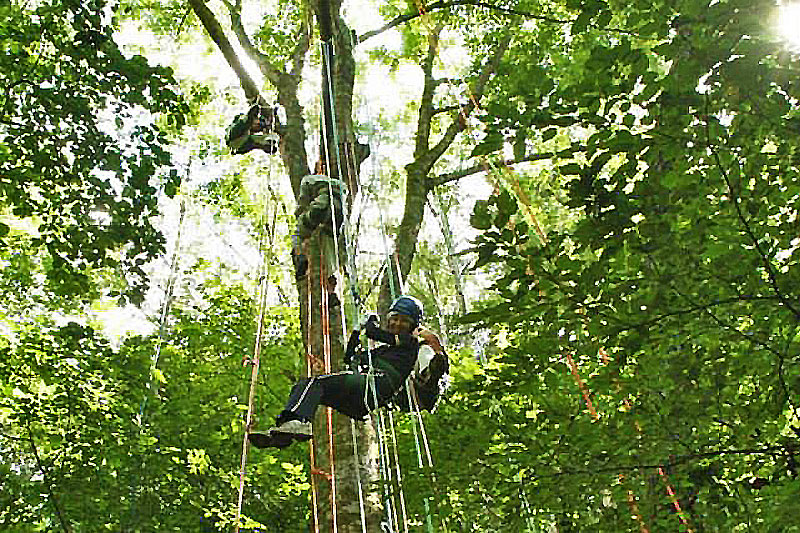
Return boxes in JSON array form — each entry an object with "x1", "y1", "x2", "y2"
[{"x1": 358, "y1": 312, "x2": 379, "y2": 331}]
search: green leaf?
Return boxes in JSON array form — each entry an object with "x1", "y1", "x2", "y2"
[
  {"x1": 471, "y1": 132, "x2": 503, "y2": 157},
  {"x1": 571, "y1": 11, "x2": 594, "y2": 34},
  {"x1": 471, "y1": 199, "x2": 493, "y2": 230},
  {"x1": 559, "y1": 163, "x2": 584, "y2": 176}
]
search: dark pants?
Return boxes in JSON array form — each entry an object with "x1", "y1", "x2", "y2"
[{"x1": 277, "y1": 369, "x2": 400, "y2": 424}]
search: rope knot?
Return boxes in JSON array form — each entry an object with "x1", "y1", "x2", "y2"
[{"x1": 310, "y1": 467, "x2": 332, "y2": 481}]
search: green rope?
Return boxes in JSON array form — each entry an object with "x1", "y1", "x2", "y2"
[{"x1": 317, "y1": 35, "x2": 370, "y2": 533}]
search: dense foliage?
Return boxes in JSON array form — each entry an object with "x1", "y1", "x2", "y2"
[
  {"x1": 449, "y1": 0, "x2": 800, "y2": 530},
  {"x1": 3, "y1": 0, "x2": 800, "y2": 531},
  {"x1": 0, "y1": 0, "x2": 187, "y2": 303}
]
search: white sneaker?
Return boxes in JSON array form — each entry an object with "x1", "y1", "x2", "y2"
[{"x1": 273, "y1": 419, "x2": 312, "y2": 441}]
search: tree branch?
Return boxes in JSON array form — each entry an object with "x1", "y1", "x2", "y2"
[
  {"x1": 358, "y1": 0, "x2": 641, "y2": 42},
  {"x1": 359, "y1": 0, "x2": 571, "y2": 42},
  {"x1": 430, "y1": 145, "x2": 581, "y2": 187},
  {"x1": 534, "y1": 445, "x2": 800, "y2": 481},
  {"x1": 418, "y1": 32, "x2": 512, "y2": 175},
  {"x1": 702, "y1": 103, "x2": 800, "y2": 320},
  {"x1": 187, "y1": 0, "x2": 261, "y2": 102},
  {"x1": 413, "y1": 25, "x2": 444, "y2": 161},
  {"x1": 290, "y1": 23, "x2": 311, "y2": 78},
  {"x1": 431, "y1": 104, "x2": 462, "y2": 116},
  {"x1": 26, "y1": 422, "x2": 71, "y2": 533},
  {"x1": 226, "y1": 1, "x2": 284, "y2": 86},
  {"x1": 609, "y1": 295, "x2": 784, "y2": 336}
]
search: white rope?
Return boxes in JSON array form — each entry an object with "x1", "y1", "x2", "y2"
[
  {"x1": 317, "y1": 36, "x2": 369, "y2": 533},
  {"x1": 234, "y1": 161, "x2": 277, "y2": 533},
  {"x1": 386, "y1": 409, "x2": 410, "y2": 533}
]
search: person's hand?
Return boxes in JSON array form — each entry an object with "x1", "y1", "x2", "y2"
[
  {"x1": 414, "y1": 327, "x2": 443, "y2": 353},
  {"x1": 358, "y1": 312, "x2": 379, "y2": 330}
]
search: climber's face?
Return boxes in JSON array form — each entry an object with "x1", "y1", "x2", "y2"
[{"x1": 386, "y1": 312, "x2": 414, "y2": 335}]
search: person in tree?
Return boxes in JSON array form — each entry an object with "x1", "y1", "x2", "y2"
[
  {"x1": 225, "y1": 102, "x2": 279, "y2": 155},
  {"x1": 290, "y1": 171, "x2": 348, "y2": 307},
  {"x1": 249, "y1": 295, "x2": 449, "y2": 449}
]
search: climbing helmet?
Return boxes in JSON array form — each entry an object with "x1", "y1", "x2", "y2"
[{"x1": 388, "y1": 295, "x2": 423, "y2": 327}]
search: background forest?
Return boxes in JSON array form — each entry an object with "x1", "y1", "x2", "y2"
[{"x1": 2, "y1": 0, "x2": 800, "y2": 531}]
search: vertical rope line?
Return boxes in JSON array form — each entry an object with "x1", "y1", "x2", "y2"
[
  {"x1": 318, "y1": 242, "x2": 338, "y2": 533},
  {"x1": 360, "y1": 326, "x2": 400, "y2": 532},
  {"x1": 403, "y1": 384, "x2": 434, "y2": 533},
  {"x1": 392, "y1": 253, "x2": 405, "y2": 294},
  {"x1": 406, "y1": 382, "x2": 447, "y2": 533},
  {"x1": 137, "y1": 200, "x2": 186, "y2": 423},
  {"x1": 386, "y1": 410, "x2": 410, "y2": 533},
  {"x1": 391, "y1": 252, "x2": 441, "y2": 533},
  {"x1": 349, "y1": 419, "x2": 368, "y2": 533},
  {"x1": 306, "y1": 242, "x2": 321, "y2": 533},
  {"x1": 234, "y1": 202, "x2": 274, "y2": 532},
  {"x1": 381, "y1": 410, "x2": 401, "y2": 533},
  {"x1": 376, "y1": 409, "x2": 399, "y2": 531},
  {"x1": 128, "y1": 199, "x2": 186, "y2": 529},
  {"x1": 319, "y1": 39, "x2": 359, "y2": 335},
  {"x1": 317, "y1": 36, "x2": 371, "y2": 533}
]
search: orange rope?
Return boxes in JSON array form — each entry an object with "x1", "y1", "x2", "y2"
[
  {"x1": 564, "y1": 353, "x2": 650, "y2": 532},
  {"x1": 234, "y1": 203, "x2": 274, "y2": 533},
  {"x1": 233, "y1": 277, "x2": 266, "y2": 533},
  {"x1": 318, "y1": 242, "x2": 338, "y2": 533},
  {"x1": 305, "y1": 239, "x2": 322, "y2": 533},
  {"x1": 570, "y1": 351, "x2": 695, "y2": 532},
  {"x1": 564, "y1": 352, "x2": 598, "y2": 419},
  {"x1": 658, "y1": 467, "x2": 692, "y2": 531}
]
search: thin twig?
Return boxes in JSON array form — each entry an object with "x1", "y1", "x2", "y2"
[
  {"x1": 359, "y1": 0, "x2": 643, "y2": 42},
  {"x1": 702, "y1": 98, "x2": 800, "y2": 320},
  {"x1": 26, "y1": 421, "x2": 71, "y2": 533}
]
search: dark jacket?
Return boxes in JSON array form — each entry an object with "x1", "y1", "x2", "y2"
[{"x1": 346, "y1": 318, "x2": 420, "y2": 386}]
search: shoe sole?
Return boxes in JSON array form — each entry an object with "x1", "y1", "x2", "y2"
[
  {"x1": 249, "y1": 431, "x2": 293, "y2": 449},
  {"x1": 285, "y1": 432, "x2": 313, "y2": 442}
]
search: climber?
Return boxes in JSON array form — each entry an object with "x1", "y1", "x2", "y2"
[
  {"x1": 226, "y1": 102, "x2": 280, "y2": 155},
  {"x1": 248, "y1": 295, "x2": 447, "y2": 449},
  {"x1": 290, "y1": 172, "x2": 348, "y2": 306}
]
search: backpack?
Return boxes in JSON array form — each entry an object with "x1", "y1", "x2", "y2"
[{"x1": 391, "y1": 345, "x2": 449, "y2": 412}]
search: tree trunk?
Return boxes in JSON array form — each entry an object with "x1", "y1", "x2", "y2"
[
  {"x1": 300, "y1": 1, "x2": 385, "y2": 530},
  {"x1": 297, "y1": 229, "x2": 384, "y2": 532},
  {"x1": 189, "y1": 2, "x2": 509, "y2": 529}
]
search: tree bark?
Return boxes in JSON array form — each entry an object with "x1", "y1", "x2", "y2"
[
  {"x1": 378, "y1": 30, "x2": 512, "y2": 308},
  {"x1": 302, "y1": 1, "x2": 383, "y2": 530}
]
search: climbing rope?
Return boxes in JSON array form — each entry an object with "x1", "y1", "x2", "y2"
[
  {"x1": 127, "y1": 198, "x2": 187, "y2": 528},
  {"x1": 289, "y1": 31, "x2": 376, "y2": 533},
  {"x1": 391, "y1": 252, "x2": 442, "y2": 533},
  {"x1": 386, "y1": 409, "x2": 411, "y2": 533},
  {"x1": 234, "y1": 195, "x2": 277, "y2": 533},
  {"x1": 304, "y1": 247, "x2": 323, "y2": 533},
  {"x1": 137, "y1": 199, "x2": 187, "y2": 423}
]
